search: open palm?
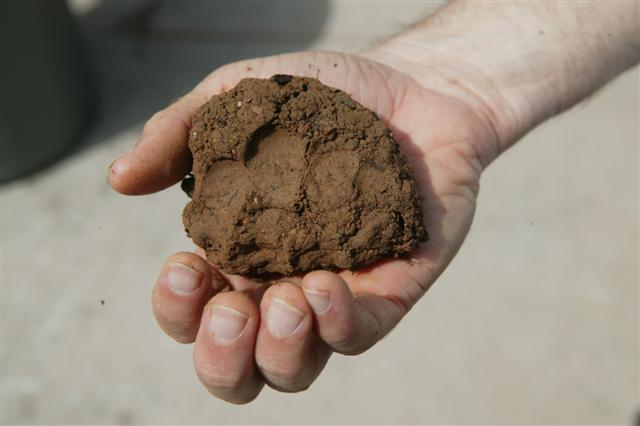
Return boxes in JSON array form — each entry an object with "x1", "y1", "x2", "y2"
[{"x1": 109, "y1": 51, "x2": 498, "y2": 403}]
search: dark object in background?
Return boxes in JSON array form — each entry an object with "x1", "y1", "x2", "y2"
[{"x1": 0, "y1": 0, "x2": 94, "y2": 183}]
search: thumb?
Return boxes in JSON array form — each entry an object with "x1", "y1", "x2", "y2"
[{"x1": 108, "y1": 91, "x2": 206, "y2": 195}]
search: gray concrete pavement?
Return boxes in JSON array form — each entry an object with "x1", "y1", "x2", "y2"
[{"x1": 1, "y1": 1, "x2": 638, "y2": 424}]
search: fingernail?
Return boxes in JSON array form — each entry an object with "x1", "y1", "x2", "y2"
[
  {"x1": 209, "y1": 305, "x2": 249, "y2": 343},
  {"x1": 267, "y1": 298, "x2": 305, "y2": 338},
  {"x1": 108, "y1": 151, "x2": 129, "y2": 172},
  {"x1": 166, "y1": 262, "x2": 203, "y2": 295},
  {"x1": 303, "y1": 288, "x2": 332, "y2": 315}
]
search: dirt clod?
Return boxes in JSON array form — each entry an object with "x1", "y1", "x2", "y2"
[{"x1": 182, "y1": 75, "x2": 428, "y2": 277}]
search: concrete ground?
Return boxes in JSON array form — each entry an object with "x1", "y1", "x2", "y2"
[{"x1": 1, "y1": 1, "x2": 638, "y2": 424}]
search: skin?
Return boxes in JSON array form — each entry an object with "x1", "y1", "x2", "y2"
[{"x1": 108, "y1": 1, "x2": 639, "y2": 404}]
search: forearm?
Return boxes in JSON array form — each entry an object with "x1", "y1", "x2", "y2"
[{"x1": 366, "y1": 1, "x2": 640, "y2": 152}]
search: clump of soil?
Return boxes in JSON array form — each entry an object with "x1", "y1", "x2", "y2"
[{"x1": 182, "y1": 75, "x2": 427, "y2": 277}]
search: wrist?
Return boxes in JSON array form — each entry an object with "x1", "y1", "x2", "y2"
[
  {"x1": 363, "y1": 1, "x2": 640, "y2": 155},
  {"x1": 363, "y1": 40, "x2": 526, "y2": 157}
]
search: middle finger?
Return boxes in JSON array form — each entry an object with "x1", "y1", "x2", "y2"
[{"x1": 255, "y1": 281, "x2": 332, "y2": 392}]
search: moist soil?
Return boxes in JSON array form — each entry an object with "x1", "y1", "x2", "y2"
[{"x1": 182, "y1": 75, "x2": 427, "y2": 277}]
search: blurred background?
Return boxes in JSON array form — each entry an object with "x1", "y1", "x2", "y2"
[{"x1": 1, "y1": 0, "x2": 638, "y2": 424}]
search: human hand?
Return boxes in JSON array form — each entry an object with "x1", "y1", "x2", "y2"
[{"x1": 108, "y1": 50, "x2": 500, "y2": 403}]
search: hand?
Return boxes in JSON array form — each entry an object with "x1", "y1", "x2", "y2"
[{"x1": 108, "y1": 50, "x2": 500, "y2": 403}]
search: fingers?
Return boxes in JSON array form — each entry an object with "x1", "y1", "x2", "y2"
[
  {"x1": 302, "y1": 270, "x2": 407, "y2": 355},
  {"x1": 255, "y1": 281, "x2": 331, "y2": 392},
  {"x1": 108, "y1": 91, "x2": 207, "y2": 195},
  {"x1": 193, "y1": 291, "x2": 264, "y2": 404},
  {"x1": 152, "y1": 252, "x2": 225, "y2": 343}
]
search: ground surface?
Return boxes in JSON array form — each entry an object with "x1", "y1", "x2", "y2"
[{"x1": 1, "y1": 1, "x2": 638, "y2": 424}]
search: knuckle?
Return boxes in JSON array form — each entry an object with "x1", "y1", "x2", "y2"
[
  {"x1": 330, "y1": 322, "x2": 362, "y2": 352},
  {"x1": 258, "y1": 356, "x2": 308, "y2": 391},
  {"x1": 170, "y1": 330, "x2": 197, "y2": 344},
  {"x1": 259, "y1": 354, "x2": 300, "y2": 378},
  {"x1": 158, "y1": 318, "x2": 198, "y2": 343},
  {"x1": 152, "y1": 306, "x2": 197, "y2": 344},
  {"x1": 155, "y1": 305, "x2": 200, "y2": 333},
  {"x1": 194, "y1": 359, "x2": 245, "y2": 392}
]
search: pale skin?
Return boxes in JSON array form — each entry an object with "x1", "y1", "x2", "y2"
[{"x1": 108, "y1": 1, "x2": 639, "y2": 404}]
